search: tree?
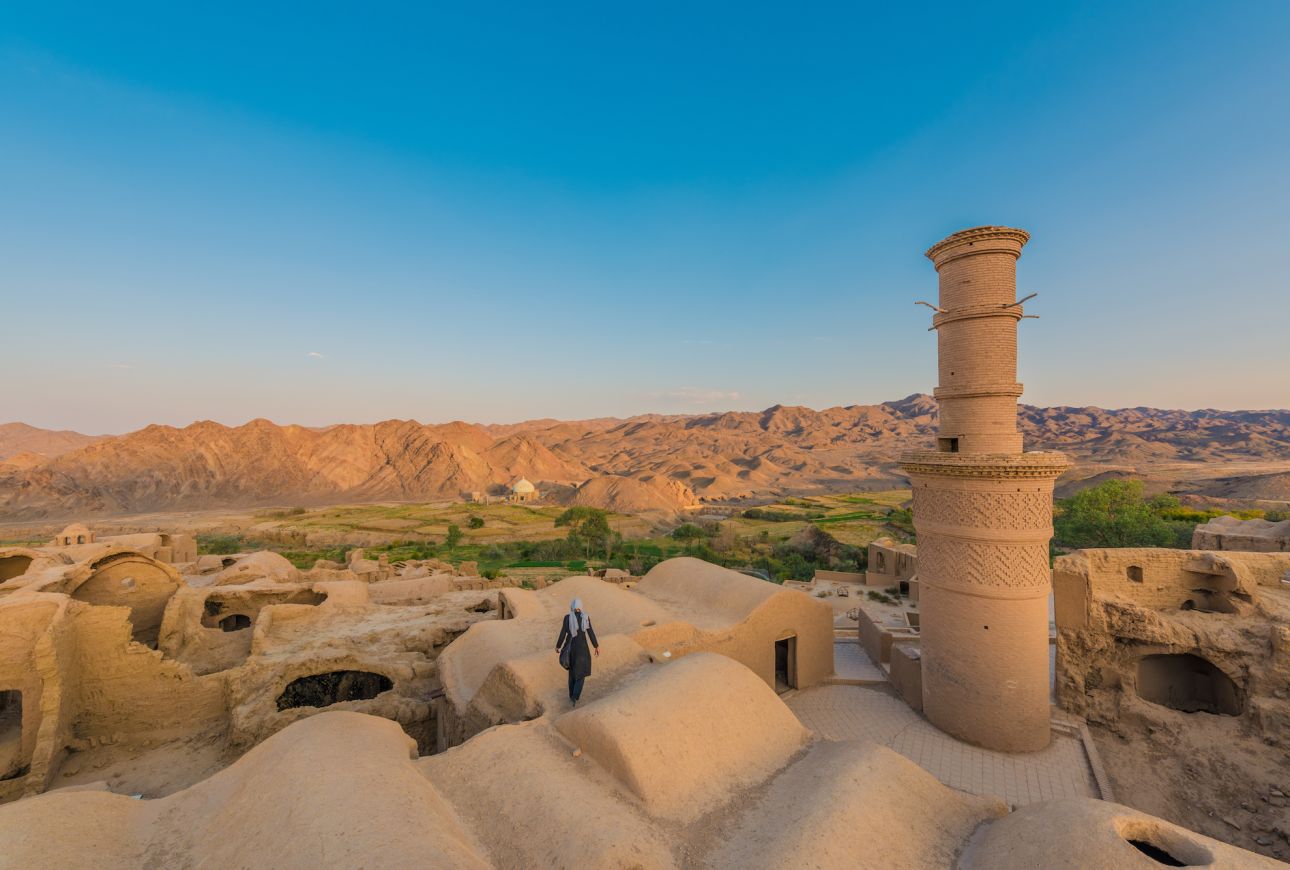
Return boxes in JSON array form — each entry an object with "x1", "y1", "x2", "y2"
[
  {"x1": 559, "y1": 508, "x2": 612, "y2": 558},
  {"x1": 670, "y1": 523, "x2": 706, "y2": 541},
  {"x1": 1053, "y1": 480, "x2": 1175, "y2": 548},
  {"x1": 468, "y1": 516, "x2": 485, "y2": 529},
  {"x1": 445, "y1": 524, "x2": 463, "y2": 548},
  {"x1": 554, "y1": 506, "x2": 604, "y2": 527}
]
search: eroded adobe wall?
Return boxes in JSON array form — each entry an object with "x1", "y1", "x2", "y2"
[
  {"x1": 0, "y1": 597, "x2": 64, "y2": 802},
  {"x1": 1056, "y1": 548, "x2": 1280, "y2": 616},
  {"x1": 158, "y1": 584, "x2": 330, "y2": 676},
  {"x1": 1054, "y1": 548, "x2": 1290, "y2": 740},
  {"x1": 229, "y1": 649, "x2": 434, "y2": 753},
  {"x1": 63, "y1": 605, "x2": 229, "y2": 743},
  {"x1": 66, "y1": 553, "x2": 181, "y2": 647}
]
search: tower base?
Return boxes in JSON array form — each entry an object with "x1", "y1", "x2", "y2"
[{"x1": 899, "y1": 450, "x2": 1069, "y2": 752}]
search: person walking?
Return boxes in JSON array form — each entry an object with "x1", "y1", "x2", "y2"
[{"x1": 556, "y1": 597, "x2": 599, "y2": 706}]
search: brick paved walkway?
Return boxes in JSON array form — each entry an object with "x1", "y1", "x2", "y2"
[
  {"x1": 786, "y1": 684, "x2": 1097, "y2": 807},
  {"x1": 828, "y1": 640, "x2": 886, "y2": 684}
]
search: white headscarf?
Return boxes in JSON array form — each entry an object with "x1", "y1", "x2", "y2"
[{"x1": 567, "y1": 598, "x2": 590, "y2": 636}]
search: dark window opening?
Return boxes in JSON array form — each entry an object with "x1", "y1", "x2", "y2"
[
  {"x1": 1183, "y1": 589, "x2": 1238, "y2": 614},
  {"x1": 938, "y1": 437, "x2": 959, "y2": 453},
  {"x1": 774, "y1": 636, "x2": 797, "y2": 694},
  {"x1": 220, "y1": 613, "x2": 252, "y2": 632},
  {"x1": 1136, "y1": 654, "x2": 1241, "y2": 716},
  {"x1": 0, "y1": 689, "x2": 23, "y2": 781},
  {"x1": 76, "y1": 535, "x2": 85, "y2": 544},
  {"x1": 201, "y1": 591, "x2": 325, "y2": 629},
  {"x1": 0, "y1": 556, "x2": 33, "y2": 583},
  {"x1": 1127, "y1": 565, "x2": 1144, "y2": 583},
  {"x1": 276, "y1": 671, "x2": 393, "y2": 711}
]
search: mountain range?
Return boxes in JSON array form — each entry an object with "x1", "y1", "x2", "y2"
[{"x1": 2, "y1": 396, "x2": 1287, "y2": 520}]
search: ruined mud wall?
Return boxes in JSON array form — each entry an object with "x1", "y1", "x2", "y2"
[
  {"x1": 62, "y1": 605, "x2": 228, "y2": 743},
  {"x1": 66, "y1": 553, "x2": 181, "y2": 646},
  {"x1": 0, "y1": 598, "x2": 65, "y2": 801},
  {"x1": 1054, "y1": 548, "x2": 1290, "y2": 740}
]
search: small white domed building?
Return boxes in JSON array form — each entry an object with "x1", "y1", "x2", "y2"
[{"x1": 508, "y1": 478, "x2": 538, "y2": 503}]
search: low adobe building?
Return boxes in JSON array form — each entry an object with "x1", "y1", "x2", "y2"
[
  {"x1": 0, "y1": 654, "x2": 1275, "y2": 869},
  {"x1": 50, "y1": 523, "x2": 94, "y2": 547},
  {"x1": 47, "y1": 524, "x2": 196, "y2": 565},
  {"x1": 436, "y1": 557, "x2": 835, "y2": 747},
  {"x1": 0, "y1": 545, "x2": 183, "y2": 646},
  {"x1": 0, "y1": 542, "x2": 505, "y2": 803},
  {"x1": 1193, "y1": 515, "x2": 1290, "y2": 553},
  {"x1": 864, "y1": 537, "x2": 917, "y2": 589},
  {"x1": 1054, "y1": 546, "x2": 1290, "y2": 854},
  {"x1": 467, "y1": 477, "x2": 541, "y2": 505},
  {"x1": 1054, "y1": 547, "x2": 1290, "y2": 731}
]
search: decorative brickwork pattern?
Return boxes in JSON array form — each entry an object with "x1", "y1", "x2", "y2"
[
  {"x1": 917, "y1": 536, "x2": 1052, "y2": 592},
  {"x1": 912, "y1": 487, "x2": 1054, "y2": 532},
  {"x1": 898, "y1": 225, "x2": 1069, "y2": 752}
]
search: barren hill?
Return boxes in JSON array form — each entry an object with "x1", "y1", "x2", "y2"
[
  {"x1": 1, "y1": 397, "x2": 1287, "y2": 520},
  {"x1": 0, "y1": 422, "x2": 104, "y2": 461}
]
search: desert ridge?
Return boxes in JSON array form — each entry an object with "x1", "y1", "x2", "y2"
[{"x1": 2, "y1": 396, "x2": 1287, "y2": 520}]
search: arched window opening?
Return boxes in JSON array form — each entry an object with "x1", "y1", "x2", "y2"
[
  {"x1": 1136, "y1": 654, "x2": 1241, "y2": 716},
  {"x1": 276, "y1": 671, "x2": 393, "y2": 711}
]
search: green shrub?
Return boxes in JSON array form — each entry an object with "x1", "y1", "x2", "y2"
[
  {"x1": 197, "y1": 533, "x2": 247, "y2": 555},
  {"x1": 1053, "y1": 480, "x2": 1177, "y2": 549}
]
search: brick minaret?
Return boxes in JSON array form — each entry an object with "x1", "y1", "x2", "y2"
[{"x1": 900, "y1": 226, "x2": 1069, "y2": 752}]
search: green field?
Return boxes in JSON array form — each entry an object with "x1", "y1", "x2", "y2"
[
  {"x1": 195, "y1": 490, "x2": 916, "y2": 581},
  {"x1": 718, "y1": 490, "x2": 911, "y2": 548}
]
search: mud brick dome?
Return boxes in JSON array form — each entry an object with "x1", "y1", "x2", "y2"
[{"x1": 901, "y1": 226, "x2": 1069, "y2": 752}]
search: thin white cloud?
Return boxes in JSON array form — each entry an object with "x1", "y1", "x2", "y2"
[{"x1": 307, "y1": 351, "x2": 325, "y2": 359}]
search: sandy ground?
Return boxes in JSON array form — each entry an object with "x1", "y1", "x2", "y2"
[
  {"x1": 48, "y1": 727, "x2": 232, "y2": 799},
  {"x1": 1091, "y1": 720, "x2": 1290, "y2": 861}
]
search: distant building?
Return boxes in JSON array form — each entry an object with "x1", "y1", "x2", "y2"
[
  {"x1": 466, "y1": 478, "x2": 541, "y2": 505},
  {"x1": 51, "y1": 524, "x2": 95, "y2": 546},
  {"x1": 865, "y1": 537, "x2": 917, "y2": 589},
  {"x1": 1193, "y1": 515, "x2": 1290, "y2": 552},
  {"x1": 47, "y1": 523, "x2": 196, "y2": 564},
  {"x1": 509, "y1": 478, "x2": 538, "y2": 503}
]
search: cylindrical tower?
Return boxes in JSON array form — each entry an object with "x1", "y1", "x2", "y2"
[
  {"x1": 900, "y1": 226, "x2": 1068, "y2": 752},
  {"x1": 927, "y1": 226, "x2": 1028, "y2": 455}
]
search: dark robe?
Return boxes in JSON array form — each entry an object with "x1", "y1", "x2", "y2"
[{"x1": 556, "y1": 617, "x2": 599, "y2": 680}]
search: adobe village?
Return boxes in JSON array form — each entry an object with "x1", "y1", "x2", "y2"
[{"x1": 1, "y1": 228, "x2": 1287, "y2": 868}]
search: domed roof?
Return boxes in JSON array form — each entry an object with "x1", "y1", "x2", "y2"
[
  {"x1": 57, "y1": 523, "x2": 92, "y2": 536},
  {"x1": 511, "y1": 478, "x2": 536, "y2": 494}
]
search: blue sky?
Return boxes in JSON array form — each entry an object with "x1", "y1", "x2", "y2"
[{"x1": 2, "y1": 2, "x2": 1287, "y2": 433}]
